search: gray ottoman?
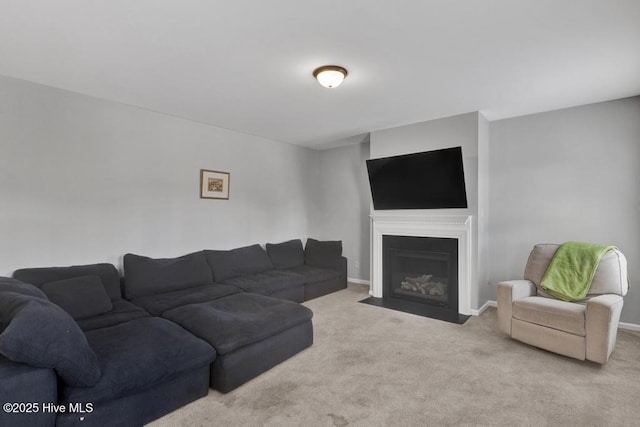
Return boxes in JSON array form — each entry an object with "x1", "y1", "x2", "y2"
[{"x1": 163, "y1": 293, "x2": 313, "y2": 392}]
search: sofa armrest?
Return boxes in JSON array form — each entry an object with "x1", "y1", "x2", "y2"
[
  {"x1": 586, "y1": 294, "x2": 624, "y2": 364},
  {"x1": 338, "y1": 256, "x2": 347, "y2": 277},
  {"x1": 497, "y1": 280, "x2": 537, "y2": 335},
  {"x1": 0, "y1": 356, "x2": 57, "y2": 427}
]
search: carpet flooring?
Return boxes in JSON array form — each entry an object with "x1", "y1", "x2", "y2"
[{"x1": 149, "y1": 283, "x2": 640, "y2": 426}]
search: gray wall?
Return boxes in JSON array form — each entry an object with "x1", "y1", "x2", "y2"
[
  {"x1": 315, "y1": 136, "x2": 371, "y2": 280},
  {"x1": 0, "y1": 75, "x2": 318, "y2": 275},
  {"x1": 489, "y1": 96, "x2": 640, "y2": 324}
]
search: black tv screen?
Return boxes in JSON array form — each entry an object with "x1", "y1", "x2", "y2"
[{"x1": 366, "y1": 146, "x2": 468, "y2": 210}]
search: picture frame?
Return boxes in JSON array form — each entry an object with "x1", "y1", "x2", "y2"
[{"x1": 200, "y1": 169, "x2": 230, "y2": 200}]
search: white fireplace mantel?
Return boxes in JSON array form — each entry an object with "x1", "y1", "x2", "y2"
[{"x1": 370, "y1": 212, "x2": 473, "y2": 316}]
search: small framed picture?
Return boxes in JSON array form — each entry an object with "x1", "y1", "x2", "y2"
[{"x1": 200, "y1": 169, "x2": 230, "y2": 200}]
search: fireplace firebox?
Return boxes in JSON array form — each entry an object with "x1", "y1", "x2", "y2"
[{"x1": 383, "y1": 235, "x2": 458, "y2": 314}]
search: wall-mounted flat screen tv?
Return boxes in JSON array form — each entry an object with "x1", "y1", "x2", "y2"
[{"x1": 366, "y1": 146, "x2": 468, "y2": 210}]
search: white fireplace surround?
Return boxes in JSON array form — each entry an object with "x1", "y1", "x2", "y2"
[{"x1": 370, "y1": 212, "x2": 473, "y2": 316}]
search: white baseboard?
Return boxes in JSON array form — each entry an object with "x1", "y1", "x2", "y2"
[
  {"x1": 348, "y1": 278, "x2": 370, "y2": 286},
  {"x1": 471, "y1": 300, "x2": 496, "y2": 316},
  {"x1": 619, "y1": 322, "x2": 640, "y2": 331}
]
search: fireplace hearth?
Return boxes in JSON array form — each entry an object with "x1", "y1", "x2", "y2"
[{"x1": 359, "y1": 295, "x2": 469, "y2": 324}]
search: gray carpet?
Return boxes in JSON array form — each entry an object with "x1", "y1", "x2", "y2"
[{"x1": 150, "y1": 284, "x2": 640, "y2": 426}]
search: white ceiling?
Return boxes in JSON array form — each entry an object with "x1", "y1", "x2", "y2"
[{"x1": 1, "y1": 1, "x2": 638, "y2": 149}]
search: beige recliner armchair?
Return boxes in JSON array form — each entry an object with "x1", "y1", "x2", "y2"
[{"x1": 497, "y1": 243, "x2": 628, "y2": 364}]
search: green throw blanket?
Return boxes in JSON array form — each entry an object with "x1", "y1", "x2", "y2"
[{"x1": 540, "y1": 241, "x2": 616, "y2": 302}]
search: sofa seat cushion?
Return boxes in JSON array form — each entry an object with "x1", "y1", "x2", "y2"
[
  {"x1": 41, "y1": 275, "x2": 113, "y2": 320},
  {"x1": 286, "y1": 265, "x2": 341, "y2": 284},
  {"x1": 163, "y1": 293, "x2": 313, "y2": 355},
  {"x1": 62, "y1": 317, "x2": 216, "y2": 405},
  {"x1": 221, "y1": 270, "x2": 305, "y2": 296},
  {"x1": 205, "y1": 244, "x2": 274, "y2": 282},
  {"x1": 512, "y1": 296, "x2": 586, "y2": 336},
  {"x1": 76, "y1": 300, "x2": 150, "y2": 332},
  {"x1": 130, "y1": 283, "x2": 241, "y2": 316}
]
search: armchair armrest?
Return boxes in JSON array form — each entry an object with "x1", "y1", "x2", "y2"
[
  {"x1": 586, "y1": 294, "x2": 624, "y2": 364},
  {"x1": 497, "y1": 280, "x2": 537, "y2": 335}
]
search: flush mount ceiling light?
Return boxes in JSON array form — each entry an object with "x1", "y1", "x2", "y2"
[{"x1": 313, "y1": 65, "x2": 348, "y2": 88}]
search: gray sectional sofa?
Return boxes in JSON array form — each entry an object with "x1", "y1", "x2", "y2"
[
  {"x1": 2, "y1": 266, "x2": 215, "y2": 427},
  {"x1": 204, "y1": 238, "x2": 347, "y2": 302},
  {"x1": 267, "y1": 238, "x2": 348, "y2": 300},
  {"x1": 0, "y1": 238, "x2": 346, "y2": 427}
]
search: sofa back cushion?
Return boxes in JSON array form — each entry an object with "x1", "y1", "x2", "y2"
[
  {"x1": 304, "y1": 238, "x2": 343, "y2": 270},
  {"x1": 13, "y1": 263, "x2": 121, "y2": 301},
  {"x1": 589, "y1": 249, "x2": 628, "y2": 296},
  {"x1": 524, "y1": 244, "x2": 558, "y2": 289},
  {"x1": 525, "y1": 243, "x2": 628, "y2": 298},
  {"x1": 0, "y1": 277, "x2": 48, "y2": 299},
  {"x1": 0, "y1": 291, "x2": 101, "y2": 386},
  {"x1": 123, "y1": 251, "x2": 214, "y2": 299},
  {"x1": 266, "y1": 239, "x2": 305, "y2": 269},
  {"x1": 205, "y1": 244, "x2": 274, "y2": 282},
  {"x1": 41, "y1": 275, "x2": 113, "y2": 320}
]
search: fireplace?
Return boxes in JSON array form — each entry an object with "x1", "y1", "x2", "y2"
[
  {"x1": 383, "y1": 235, "x2": 458, "y2": 313},
  {"x1": 363, "y1": 213, "x2": 473, "y2": 324}
]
